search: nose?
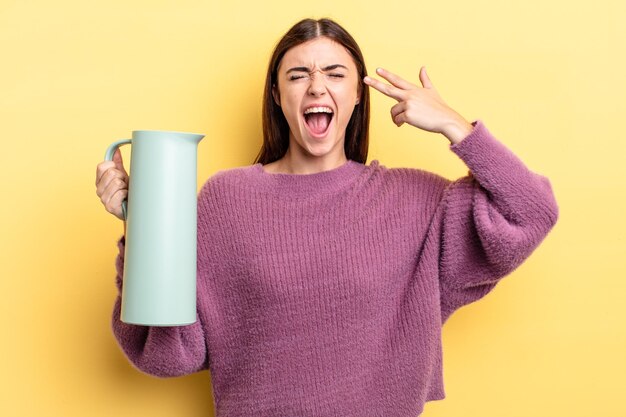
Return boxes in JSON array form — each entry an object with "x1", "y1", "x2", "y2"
[{"x1": 307, "y1": 70, "x2": 326, "y2": 97}]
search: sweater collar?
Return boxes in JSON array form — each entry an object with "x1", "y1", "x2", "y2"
[{"x1": 250, "y1": 159, "x2": 371, "y2": 196}]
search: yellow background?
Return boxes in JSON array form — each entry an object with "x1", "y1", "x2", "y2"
[{"x1": 1, "y1": 0, "x2": 624, "y2": 416}]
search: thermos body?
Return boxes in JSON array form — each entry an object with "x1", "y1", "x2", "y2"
[{"x1": 104, "y1": 130, "x2": 204, "y2": 326}]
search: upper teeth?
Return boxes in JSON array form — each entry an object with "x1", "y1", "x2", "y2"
[{"x1": 304, "y1": 106, "x2": 333, "y2": 115}]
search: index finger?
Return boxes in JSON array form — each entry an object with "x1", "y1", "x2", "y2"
[
  {"x1": 363, "y1": 76, "x2": 406, "y2": 101},
  {"x1": 375, "y1": 67, "x2": 418, "y2": 90},
  {"x1": 96, "y1": 161, "x2": 115, "y2": 186}
]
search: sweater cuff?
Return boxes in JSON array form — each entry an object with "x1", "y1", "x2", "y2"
[
  {"x1": 447, "y1": 119, "x2": 533, "y2": 190},
  {"x1": 448, "y1": 119, "x2": 488, "y2": 153}
]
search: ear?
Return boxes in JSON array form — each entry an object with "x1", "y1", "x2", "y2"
[
  {"x1": 272, "y1": 84, "x2": 280, "y2": 107},
  {"x1": 355, "y1": 79, "x2": 362, "y2": 105}
]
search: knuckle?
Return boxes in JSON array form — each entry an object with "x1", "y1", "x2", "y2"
[
  {"x1": 105, "y1": 199, "x2": 120, "y2": 214},
  {"x1": 114, "y1": 178, "x2": 126, "y2": 188},
  {"x1": 96, "y1": 160, "x2": 111, "y2": 170},
  {"x1": 96, "y1": 161, "x2": 113, "y2": 176},
  {"x1": 113, "y1": 188, "x2": 127, "y2": 201},
  {"x1": 100, "y1": 169, "x2": 113, "y2": 184}
]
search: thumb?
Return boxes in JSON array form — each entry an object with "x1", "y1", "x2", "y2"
[
  {"x1": 112, "y1": 148, "x2": 127, "y2": 174},
  {"x1": 419, "y1": 66, "x2": 434, "y2": 89}
]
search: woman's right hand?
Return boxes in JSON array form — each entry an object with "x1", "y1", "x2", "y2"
[{"x1": 96, "y1": 148, "x2": 129, "y2": 221}]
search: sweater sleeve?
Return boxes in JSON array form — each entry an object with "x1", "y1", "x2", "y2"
[
  {"x1": 433, "y1": 120, "x2": 559, "y2": 324},
  {"x1": 111, "y1": 235, "x2": 208, "y2": 378}
]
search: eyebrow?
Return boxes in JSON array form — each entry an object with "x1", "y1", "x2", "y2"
[{"x1": 286, "y1": 64, "x2": 348, "y2": 74}]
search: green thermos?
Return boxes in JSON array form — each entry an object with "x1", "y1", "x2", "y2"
[{"x1": 104, "y1": 130, "x2": 205, "y2": 326}]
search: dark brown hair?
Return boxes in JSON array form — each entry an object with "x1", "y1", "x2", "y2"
[{"x1": 253, "y1": 18, "x2": 370, "y2": 165}]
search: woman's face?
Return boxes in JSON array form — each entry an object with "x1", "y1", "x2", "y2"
[{"x1": 273, "y1": 37, "x2": 361, "y2": 161}]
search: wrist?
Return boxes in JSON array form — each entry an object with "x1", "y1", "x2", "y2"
[{"x1": 443, "y1": 117, "x2": 473, "y2": 145}]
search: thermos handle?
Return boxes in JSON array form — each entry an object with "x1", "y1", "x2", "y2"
[{"x1": 104, "y1": 139, "x2": 132, "y2": 220}]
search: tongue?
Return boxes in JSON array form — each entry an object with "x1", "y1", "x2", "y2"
[{"x1": 306, "y1": 113, "x2": 331, "y2": 134}]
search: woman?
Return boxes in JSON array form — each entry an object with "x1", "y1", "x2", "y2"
[{"x1": 96, "y1": 18, "x2": 559, "y2": 417}]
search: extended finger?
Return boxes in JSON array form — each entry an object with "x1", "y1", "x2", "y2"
[
  {"x1": 363, "y1": 76, "x2": 407, "y2": 101},
  {"x1": 419, "y1": 66, "x2": 435, "y2": 89},
  {"x1": 375, "y1": 67, "x2": 418, "y2": 90}
]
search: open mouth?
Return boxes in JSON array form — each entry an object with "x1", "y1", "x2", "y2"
[{"x1": 304, "y1": 106, "x2": 334, "y2": 136}]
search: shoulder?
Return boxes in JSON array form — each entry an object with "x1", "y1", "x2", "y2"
[
  {"x1": 344, "y1": 160, "x2": 453, "y2": 229},
  {"x1": 356, "y1": 160, "x2": 453, "y2": 217},
  {"x1": 370, "y1": 159, "x2": 450, "y2": 196},
  {"x1": 198, "y1": 163, "x2": 258, "y2": 199}
]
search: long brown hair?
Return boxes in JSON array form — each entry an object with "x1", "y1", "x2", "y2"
[{"x1": 253, "y1": 18, "x2": 370, "y2": 165}]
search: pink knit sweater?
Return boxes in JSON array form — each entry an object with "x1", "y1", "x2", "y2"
[{"x1": 111, "y1": 120, "x2": 559, "y2": 416}]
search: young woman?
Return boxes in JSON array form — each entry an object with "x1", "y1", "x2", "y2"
[{"x1": 96, "y1": 18, "x2": 559, "y2": 417}]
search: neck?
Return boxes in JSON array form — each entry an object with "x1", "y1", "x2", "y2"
[{"x1": 272, "y1": 149, "x2": 348, "y2": 175}]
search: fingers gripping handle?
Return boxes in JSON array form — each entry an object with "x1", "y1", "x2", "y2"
[{"x1": 104, "y1": 139, "x2": 132, "y2": 220}]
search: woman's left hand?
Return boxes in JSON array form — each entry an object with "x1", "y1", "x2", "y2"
[{"x1": 364, "y1": 66, "x2": 473, "y2": 144}]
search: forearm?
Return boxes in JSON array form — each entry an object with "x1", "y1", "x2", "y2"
[
  {"x1": 448, "y1": 120, "x2": 559, "y2": 226},
  {"x1": 111, "y1": 236, "x2": 207, "y2": 377},
  {"x1": 436, "y1": 120, "x2": 559, "y2": 321}
]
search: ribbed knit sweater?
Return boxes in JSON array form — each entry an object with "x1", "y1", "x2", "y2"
[{"x1": 111, "y1": 120, "x2": 559, "y2": 416}]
